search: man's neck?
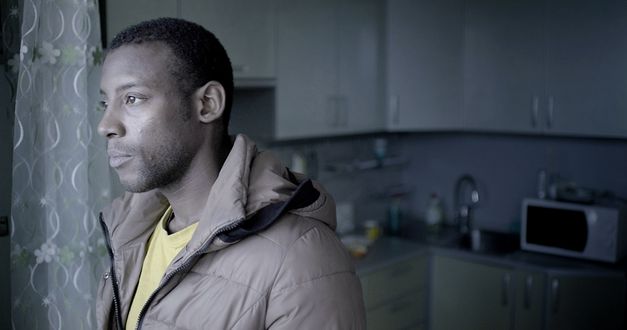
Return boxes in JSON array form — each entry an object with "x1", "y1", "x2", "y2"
[{"x1": 159, "y1": 136, "x2": 232, "y2": 233}]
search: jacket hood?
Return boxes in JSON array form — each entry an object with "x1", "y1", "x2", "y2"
[{"x1": 100, "y1": 134, "x2": 336, "y2": 256}]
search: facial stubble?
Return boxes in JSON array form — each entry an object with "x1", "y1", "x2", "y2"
[{"x1": 121, "y1": 100, "x2": 197, "y2": 193}]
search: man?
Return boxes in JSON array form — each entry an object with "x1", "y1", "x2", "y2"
[{"x1": 96, "y1": 17, "x2": 366, "y2": 330}]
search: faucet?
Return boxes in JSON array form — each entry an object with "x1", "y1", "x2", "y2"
[{"x1": 455, "y1": 174, "x2": 480, "y2": 234}]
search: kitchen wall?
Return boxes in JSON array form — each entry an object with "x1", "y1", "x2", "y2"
[
  {"x1": 400, "y1": 132, "x2": 627, "y2": 233},
  {"x1": 263, "y1": 131, "x2": 627, "y2": 235}
]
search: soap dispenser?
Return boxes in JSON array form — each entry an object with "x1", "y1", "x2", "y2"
[{"x1": 425, "y1": 193, "x2": 444, "y2": 234}]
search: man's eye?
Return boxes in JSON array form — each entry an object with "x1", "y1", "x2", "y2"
[
  {"x1": 99, "y1": 100, "x2": 108, "y2": 109},
  {"x1": 125, "y1": 96, "x2": 138, "y2": 105}
]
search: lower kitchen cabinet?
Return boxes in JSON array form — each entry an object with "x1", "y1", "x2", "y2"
[
  {"x1": 430, "y1": 254, "x2": 625, "y2": 330},
  {"x1": 431, "y1": 255, "x2": 516, "y2": 330},
  {"x1": 513, "y1": 270, "x2": 545, "y2": 330},
  {"x1": 545, "y1": 273, "x2": 625, "y2": 330},
  {"x1": 360, "y1": 254, "x2": 428, "y2": 330}
]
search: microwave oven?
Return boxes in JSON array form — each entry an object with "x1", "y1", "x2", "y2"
[{"x1": 521, "y1": 198, "x2": 627, "y2": 263}]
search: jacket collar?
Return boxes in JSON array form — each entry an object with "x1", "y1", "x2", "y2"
[{"x1": 100, "y1": 134, "x2": 302, "y2": 254}]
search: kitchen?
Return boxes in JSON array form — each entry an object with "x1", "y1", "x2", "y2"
[{"x1": 1, "y1": 0, "x2": 627, "y2": 329}]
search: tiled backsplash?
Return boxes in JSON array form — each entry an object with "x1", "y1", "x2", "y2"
[
  {"x1": 266, "y1": 134, "x2": 407, "y2": 233},
  {"x1": 266, "y1": 132, "x2": 627, "y2": 234}
]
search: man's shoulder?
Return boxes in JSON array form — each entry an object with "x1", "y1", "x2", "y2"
[
  {"x1": 258, "y1": 213, "x2": 355, "y2": 281},
  {"x1": 189, "y1": 213, "x2": 353, "y2": 294},
  {"x1": 248, "y1": 210, "x2": 342, "y2": 255}
]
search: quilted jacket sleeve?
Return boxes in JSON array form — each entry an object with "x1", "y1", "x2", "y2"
[{"x1": 264, "y1": 224, "x2": 367, "y2": 330}]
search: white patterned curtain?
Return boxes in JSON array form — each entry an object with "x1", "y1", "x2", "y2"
[{"x1": 9, "y1": 0, "x2": 112, "y2": 329}]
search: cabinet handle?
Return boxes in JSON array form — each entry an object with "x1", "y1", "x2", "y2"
[
  {"x1": 551, "y1": 278, "x2": 560, "y2": 315},
  {"x1": 501, "y1": 273, "x2": 511, "y2": 307},
  {"x1": 524, "y1": 275, "x2": 533, "y2": 310},
  {"x1": 547, "y1": 96, "x2": 555, "y2": 129},
  {"x1": 389, "y1": 95, "x2": 400, "y2": 126},
  {"x1": 531, "y1": 96, "x2": 540, "y2": 128}
]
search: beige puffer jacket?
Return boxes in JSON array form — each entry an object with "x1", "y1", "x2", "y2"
[{"x1": 97, "y1": 135, "x2": 366, "y2": 329}]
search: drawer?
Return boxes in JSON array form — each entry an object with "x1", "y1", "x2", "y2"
[
  {"x1": 367, "y1": 290, "x2": 426, "y2": 330},
  {"x1": 361, "y1": 255, "x2": 427, "y2": 309}
]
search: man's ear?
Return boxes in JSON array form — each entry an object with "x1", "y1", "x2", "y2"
[{"x1": 194, "y1": 81, "x2": 225, "y2": 124}]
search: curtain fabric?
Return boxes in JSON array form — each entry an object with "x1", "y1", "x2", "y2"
[{"x1": 9, "y1": 0, "x2": 112, "y2": 328}]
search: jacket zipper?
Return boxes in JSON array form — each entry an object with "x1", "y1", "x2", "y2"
[
  {"x1": 134, "y1": 217, "x2": 245, "y2": 330},
  {"x1": 99, "y1": 213, "x2": 124, "y2": 330}
]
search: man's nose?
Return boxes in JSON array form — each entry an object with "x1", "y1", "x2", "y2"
[{"x1": 97, "y1": 107, "x2": 125, "y2": 138}]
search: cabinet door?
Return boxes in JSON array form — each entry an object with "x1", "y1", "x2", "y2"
[
  {"x1": 546, "y1": 0, "x2": 627, "y2": 138},
  {"x1": 463, "y1": 0, "x2": 545, "y2": 133},
  {"x1": 431, "y1": 256, "x2": 514, "y2": 330},
  {"x1": 180, "y1": 0, "x2": 276, "y2": 81},
  {"x1": 337, "y1": 0, "x2": 384, "y2": 134},
  {"x1": 513, "y1": 271, "x2": 545, "y2": 330},
  {"x1": 366, "y1": 292, "x2": 425, "y2": 330},
  {"x1": 275, "y1": 0, "x2": 338, "y2": 139},
  {"x1": 545, "y1": 274, "x2": 625, "y2": 330},
  {"x1": 386, "y1": 0, "x2": 464, "y2": 131},
  {"x1": 105, "y1": 0, "x2": 177, "y2": 46},
  {"x1": 361, "y1": 255, "x2": 428, "y2": 330}
]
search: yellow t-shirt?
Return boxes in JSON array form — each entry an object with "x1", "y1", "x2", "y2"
[{"x1": 126, "y1": 206, "x2": 198, "y2": 330}]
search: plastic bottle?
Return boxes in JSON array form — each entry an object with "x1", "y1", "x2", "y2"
[
  {"x1": 537, "y1": 169, "x2": 547, "y2": 199},
  {"x1": 364, "y1": 219, "x2": 381, "y2": 242},
  {"x1": 425, "y1": 193, "x2": 444, "y2": 234}
]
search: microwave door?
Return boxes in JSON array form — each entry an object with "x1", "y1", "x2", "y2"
[{"x1": 526, "y1": 205, "x2": 588, "y2": 252}]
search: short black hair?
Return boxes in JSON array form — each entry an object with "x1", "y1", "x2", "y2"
[{"x1": 109, "y1": 17, "x2": 234, "y2": 130}]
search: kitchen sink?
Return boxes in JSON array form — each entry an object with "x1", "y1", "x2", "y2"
[
  {"x1": 398, "y1": 222, "x2": 521, "y2": 255},
  {"x1": 451, "y1": 230, "x2": 520, "y2": 255}
]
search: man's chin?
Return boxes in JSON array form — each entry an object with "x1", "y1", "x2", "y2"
[
  {"x1": 115, "y1": 164, "x2": 186, "y2": 193},
  {"x1": 122, "y1": 185, "x2": 152, "y2": 193},
  {"x1": 118, "y1": 176, "x2": 153, "y2": 193}
]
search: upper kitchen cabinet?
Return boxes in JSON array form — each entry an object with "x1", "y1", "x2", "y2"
[
  {"x1": 337, "y1": 0, "x2": 385, "y2": 136},
  {"x1": 385, "y1": 0, "x2": 464, "y2": 131},
  {"x1": 105, "y1": 0, "x2": 177, "y2": 47},
  {"x1": 463, "y1": 0, "x2": 545, "y2": 134},
  {"x1": 181, "y1": 0, "x2": 277, "y2": 84},
  {"x1": 275, "y1": 0, "x2": 383, "y2": 139},
  {"x1": 105, "y1": 0, "x2": 276, "y2": 84},
  {"x1": 463, "y1": 0, "x2": 627, "y2": 138},
  {"x1": 545, "y1": 0, "x2": 627, "y2": 138}
]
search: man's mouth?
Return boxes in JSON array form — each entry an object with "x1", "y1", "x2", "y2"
[{"x1": 107, "y1": 151, "x2": 133, "y2": 168}]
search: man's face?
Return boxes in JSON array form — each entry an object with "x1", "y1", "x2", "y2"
[{"x1": 98, "y1": 42, "x2": 201, "y2": 192}]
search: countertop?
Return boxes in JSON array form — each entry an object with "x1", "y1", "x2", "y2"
[
  {"x1": 353, "y1": 230, "x2": 626, "y2": 277},
  {"x1": 354, "y1": 237, "x2": 429, "y2": 275}
]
